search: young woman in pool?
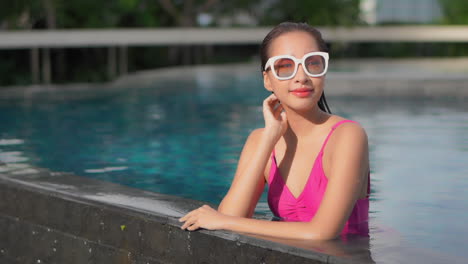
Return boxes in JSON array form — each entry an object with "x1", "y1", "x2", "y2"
[{"x1": 179, "y1": 22, "x2": 370, "y2": 240}]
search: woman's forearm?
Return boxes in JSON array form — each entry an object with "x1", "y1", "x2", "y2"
[
  {"x1": 218, "y1": 131, "x2": 278, "y2": 216},
  {"x1": 222, "y1": 215, "x2": 332, "y2": 240}
]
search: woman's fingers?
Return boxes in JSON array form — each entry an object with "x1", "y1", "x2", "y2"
[
  {"x1": 263, "y1": 94, "x2": 281, "y2": 117},
  {"x1": 263, "y1": 93, "x2": 279, "y2": 107},
  {"x1": 179, "y1": 205, "x2": 224, "y2": 232},
  {"x1": 181, "y1": 214, "x2": 201, "y2": 231},
  {"x1": 273, "y1": 103, "x2": 284, "y2": 118},
  {"x1": 187, "y1": 222, "x2": 200, "y2": 231},
  {"x1": 179, "y1": 210, "x2": 196, "y2": 229},
  {"x1": 181, "y1": 215, "x2": 198, "y2": 230},
  {"x1": 179, "y1": 215, "x2": 187, "y2": 222},
  {"x1": 180, "y1": 215, "x2": 192, "y2": 229},
  {"x1": 179, "y1": 205, "x2": 209, "y2": 230},
  {"x1": 179, "y1": 210, "x2": 194, "y2": 222},
  {"x1": 280, "y1": 111, "x2": 288, "y2": 124}
]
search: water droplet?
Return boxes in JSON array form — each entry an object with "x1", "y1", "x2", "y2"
[
  {"x1": 138, "y1": 231, "x2": 142, "y2": 237},
  {"x1": 53, "y1": 248, "x2": 56, "y2": 252},
  {"x1": 84, "y1": 241, "x2": 87, "y2": 245},
  {"x1": 47, "y1": 228, "x2": 50, "y2": 232},
  {"x1": 54, "y1": 240, "x2": 58, "y2": 244},
  {"x1": 37, "y1": 260, "x2": 41, "y2": 263},
  {"x1": 89, "y1": 248, "x2": 92, "y2": 253}
]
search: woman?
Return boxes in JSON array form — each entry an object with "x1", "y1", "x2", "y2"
[{"x1": 179, "y1": 22, "x2": 370, "y2": 240}]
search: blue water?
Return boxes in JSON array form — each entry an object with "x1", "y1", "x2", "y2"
[{"x1": 1, "y1": 66, "x2": 467, "y2": 260}]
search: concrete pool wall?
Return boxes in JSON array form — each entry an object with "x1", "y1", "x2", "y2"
[
  {"x1": 0, "y1": 165, "x2": 376, "y2": 264},
  {"x1": 2, "y1": 165, "x2": 464, "y2": 263}
]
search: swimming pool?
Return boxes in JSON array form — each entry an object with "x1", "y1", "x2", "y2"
[{"x1": 1, "y1": 63, "x2": 467, "y2": 261}]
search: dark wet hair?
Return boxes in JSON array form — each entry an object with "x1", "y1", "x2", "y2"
[{"x1": 260, "y1": 22, "x2": 331, "y2": 114}]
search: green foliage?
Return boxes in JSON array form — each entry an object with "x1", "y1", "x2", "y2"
[
  {"x1": 260, "y1": 0, "x2": 362, "y2": 26},
  {"x1": 0, "y1": 0, "x2": 42, "y2": 29},
  {"x1": 57, "y1": 0, "x2": 163, "y2": 28},
  {"x1": 0, "y1": 0, "x2": 165, "y2": 29},
  {"x1": 438, "y1": 0, "x2": 468, "y2": 24},
  {"x1": 1, "y1": 0, "x2": 362, "y2": 29}
]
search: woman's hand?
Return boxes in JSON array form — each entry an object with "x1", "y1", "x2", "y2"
[
  {"x1": 179, "y1": 205, "x2": 229, "y2": 231},
  {"x1": 263, "y1": 93, "x2": 288, "y2": 141}
]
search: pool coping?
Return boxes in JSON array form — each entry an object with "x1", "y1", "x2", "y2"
[
  {"x1": 0, "y1": 164, "x2": 378, "y2": 264},
  {"x1": 1, "y1": 59, "x2": 468, "y2": 99}
]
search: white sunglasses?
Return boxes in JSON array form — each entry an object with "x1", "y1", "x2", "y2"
[{"x1": 264, "y1": 52, "x2": 329, "y2": 80}]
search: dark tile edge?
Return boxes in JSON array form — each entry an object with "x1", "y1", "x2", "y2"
[{"x1": 0, "y1": 166, "x2": 369, "y2": 264}]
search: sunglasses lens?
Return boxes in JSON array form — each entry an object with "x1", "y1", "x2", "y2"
[
  {"x1": 305, "y1": 55, "x2": 326, "y2": 75},
  {"x1": 273, "y1": 58, "x2": 295, "y2": 78}
]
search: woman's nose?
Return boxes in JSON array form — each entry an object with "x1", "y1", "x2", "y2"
[{"x1": 294, "y1": 63, "x2": 309, "y2": 83}]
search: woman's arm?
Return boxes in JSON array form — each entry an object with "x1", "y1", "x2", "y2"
[
  {"x1": 179, "y1": 123, "x2": 369, "y2": 240},
  {"x1": 217, "y1": 128, "x2": 274, "y2": 217},
  {"x1": 218, "y1": 93, "x2": 288, "y2": 217}
]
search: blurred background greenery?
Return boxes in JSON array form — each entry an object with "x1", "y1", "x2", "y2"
[{"x1": 1, "y1": 0, "x2": 467, "y2": 86}]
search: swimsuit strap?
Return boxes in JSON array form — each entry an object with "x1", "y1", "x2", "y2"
[
  {"x1": 270, "y1": 120, "x2": 360, "y2": 184},
  {"x1": 272, "y1": 120, "x2": 358, "y2": 161},
  {"x1": 320, "y1": 120, "x2": 371, "y2": 198},
  {"x1": 319, "y1": 120, "x2": 358, "y2": 154}
]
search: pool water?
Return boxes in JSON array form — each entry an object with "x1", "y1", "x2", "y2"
[{"x1": 1, "y1": 65, "x2": 467, "y2": 260}]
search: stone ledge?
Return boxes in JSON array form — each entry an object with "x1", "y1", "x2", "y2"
[
  {"x1": 1, "y1": 60, "x2": 468, "y2": 99},
  {"x1": 0, "y1": 167, "x2": 374, "y2": 264}
]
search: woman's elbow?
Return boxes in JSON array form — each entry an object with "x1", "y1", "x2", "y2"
[
  {"x1": 217, "y1": 200, "x2": 248, "y2": 217},
  {"x1": 217, "y1": 201, "x2": 233, "y2": 215},
  {"x1": 302, "y1": 227, "x2": 340, "y2": 240}
]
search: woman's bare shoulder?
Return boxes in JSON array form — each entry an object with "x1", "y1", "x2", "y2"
[
  {"x1": 328, "y1": 115, "x2": 366, "y2": 135},
  {"x1": 335, "y1": 120, "x2": 367, "y2": 138},
  {"x1": 237, "y1": 128, "x2": 265, "y2": 156},
  {"x1": 324, "y1": 116, "x2": 369, "y2": 182},
  {"x1": 245, "y1": 128, "x2": 264, "y2": 144},
  {"x1": 326, "y1": 116, "x2": 368, "y2": 152}
]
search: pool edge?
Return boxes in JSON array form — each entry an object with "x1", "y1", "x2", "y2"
[{"x1": 0, "y1": 166, "x2": 372, "y2": 264}]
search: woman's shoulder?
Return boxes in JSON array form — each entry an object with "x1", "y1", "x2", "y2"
[
  {"x1": 241, "y1": 128, "x2": 265, "y2": 149},
  {"x1": 327, "y1": 115, "x2": 365, "y2": 130},
  {"x1": 322, "y1": 116, "x2": 369, "y2": 181},
  {"x1": 327, "y1": 115, "x2": 368, "y2": 144},
  {"x1": 247, "y1": 128, "x2": 264, "y2": 141}
]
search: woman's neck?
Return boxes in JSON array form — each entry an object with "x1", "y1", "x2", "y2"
[{"x1": 283, "y1": 106, "x2": 330, "y2": 140}]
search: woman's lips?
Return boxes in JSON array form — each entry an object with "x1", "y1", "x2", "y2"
[{"x1": 290, "y1": 88, "x2": 313, "y2": 97}]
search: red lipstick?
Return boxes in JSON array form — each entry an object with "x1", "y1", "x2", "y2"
[{"x1": 291, "y1": 88, "x2": 313, "y2": 98}]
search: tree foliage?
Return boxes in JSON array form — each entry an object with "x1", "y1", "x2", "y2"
[
  {"x1": 438, "y1": 0, "x2": 468, "y2": 24},
  {"x1": 260, "y1": 0, "x2": 362, "y2": 26},
  {"x1": 0, "y1": 0, "x2": 165, "y2": 29},
  {"x1": 1, "y1": 0, "x2": 362, "y2": 30}
]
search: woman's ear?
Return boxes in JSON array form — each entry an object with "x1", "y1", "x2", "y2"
[{"x1": 263, "y1": 71, "x2": 273, "y2": 92}]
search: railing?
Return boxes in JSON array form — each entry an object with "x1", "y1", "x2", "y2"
[{"x1": 1, "y1": 26, "x2": 467, "y2": 84}]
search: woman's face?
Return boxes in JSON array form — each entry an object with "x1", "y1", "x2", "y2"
[{"x1": 263, "y1": 31, "x2": 325, "y2": 113}]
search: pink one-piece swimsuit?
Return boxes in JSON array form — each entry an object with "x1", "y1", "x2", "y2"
[{"x1": 267, "y1": 120, "x2": 370, "y2": 236}]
